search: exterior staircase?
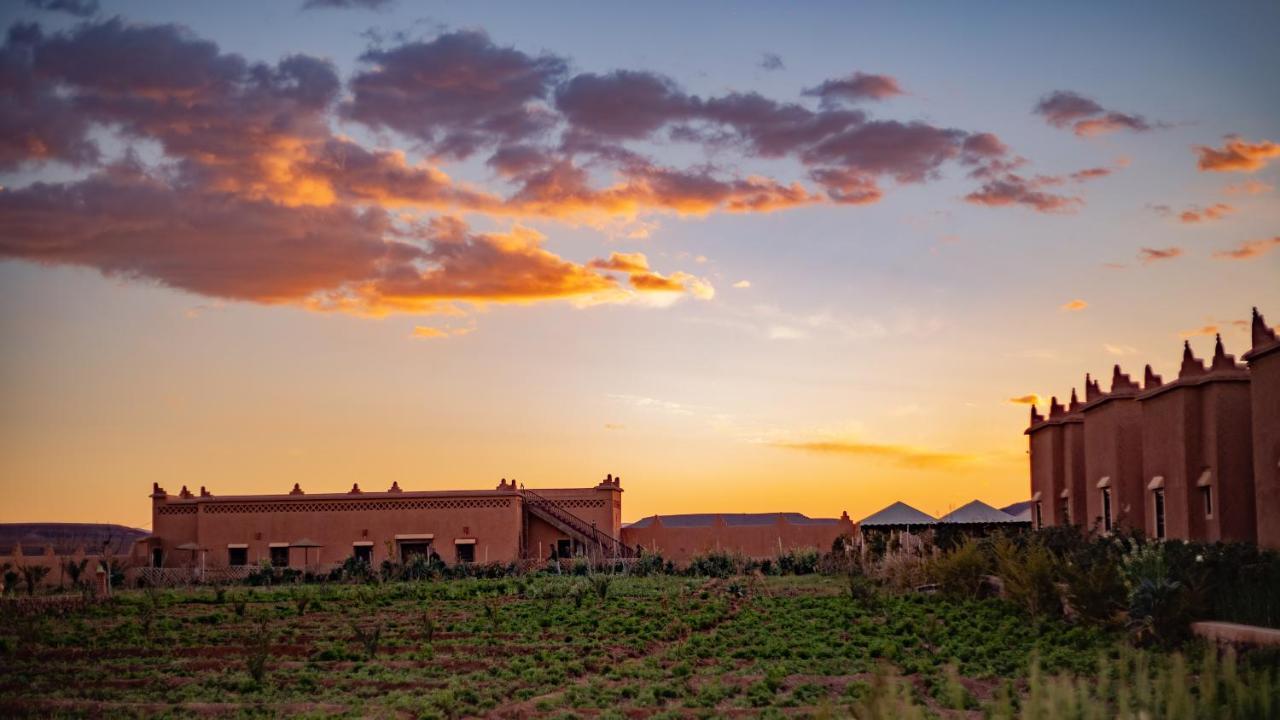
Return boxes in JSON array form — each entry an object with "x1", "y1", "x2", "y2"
[{"x1": 521, "y1": 488, "x2": 636, "y2": 559}]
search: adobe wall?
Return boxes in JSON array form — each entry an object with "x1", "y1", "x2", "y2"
[
  {"x1": 1139, "y1": 383, "x2": 1197, "y2": 540},
  {"x1": 1061, "y1": 418, "x2": 1088, "y2": 525},
  {"x1": 148, "y1": 484, "x2": 524, "y2": 567},
  {"x1": 1083, "y1": 387, "x2": 1145, "y2": 532},
  {"x1": 0, "y1": 546, "x2": 126, "y2": 590},
  {"x1": 620, "y1": 514, "x2": 857, "y2": 565},
  {"x1": 1027, "y1": 420, "x2": 1064, "y2": 527},
  {"x1": 1247, "y1": 331, "x2": 1280, "y2": 549},
  {"x1": 1201, "y1": 379, "x2": 1255, "y2": 543}
]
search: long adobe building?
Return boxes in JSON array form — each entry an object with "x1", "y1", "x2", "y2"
[{"x1": 1027, "y1": 307, "x2": 1280, "y2": 547}]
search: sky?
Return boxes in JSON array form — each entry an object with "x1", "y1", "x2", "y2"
[{"x1": 1, "y1": 0, "x2": 1277, "y2": 530}]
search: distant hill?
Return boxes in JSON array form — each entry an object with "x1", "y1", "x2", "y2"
[{"x1": 0, "y1": 523, "x2": 147, "y2": 555}]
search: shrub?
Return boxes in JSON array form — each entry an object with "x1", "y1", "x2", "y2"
[
  {"x1": 350, "y1": 621, "x2": 382, "y2": 659},
  {"x1": 686, "y1": 551, "x2": 746, "y2": 578},
  {"x1": 245, "y1": 615, "x2": 272, "y2": 686},
  {"x1": 776, "y1": 549, "x2": 820, "y2": 575},
  {"x1": 930, "y1": 538, "x2": 991, "y2": 599},
  {"x1": 993, "y1": 535, "x2": 1060, "y2": 617},
  {"x1": 1122, "y1": 543, "x2": 1198, "y2": 647}
]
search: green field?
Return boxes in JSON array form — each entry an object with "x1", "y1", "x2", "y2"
[{"x1": 2, "y1": 573, "x2": 1276, "y2": 718}]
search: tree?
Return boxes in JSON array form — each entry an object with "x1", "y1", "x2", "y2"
[{"x1": 20, "y1": 564, "x2": 52, "y2": 596}]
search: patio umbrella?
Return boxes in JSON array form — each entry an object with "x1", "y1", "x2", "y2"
[{"x1": 291, "y1": 539, "x2": 323, "y2": 568}]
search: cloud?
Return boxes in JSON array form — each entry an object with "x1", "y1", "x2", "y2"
[
  {"x1": 759, "y1": 52, "x2": 784, "y2": 72},
  {"x1": 345, "y1": 30, "x2": 567, "y2": 158},
  {"x1": 965, "y1": 174, "x2": 1082, "y2": 213},
  {"x1": 770, "y1": 438, "x2": 976, "y2": 469},
  {"x1": 802, "y1": 71, "x2": 904, "y2": 106},
  {"x1": 1138, "y1": 246, "x2": 1183, "y2": 264},
  {"x1": 1180, "y1": 324, "x2": 1219, "y2": 338},
  {"x1": 1061, "y1": 299, "x2": 1088, "y2": 311},
  {"x1": 302, "y1": 0, "x2": 393, "y2": 9},
  {"x1": 1007, "y1": 394, "x2": 1042, "y2": 406},
  {"x1": 733, "y1": 280, "x2": 751, "y2": 289},
  {"x1": 1223, "y1": 180, "x2": 1273, "y2": 195},
  {"x1": 1153, "y1": 202, "x2": 1235, "y2": 224},
  {"x1": 1196, "y1": 136, "x2": 1280, "y2": 173},
  {"x1": 1213, "y1": 236, "x2": 1280, "y2": 260},
  {"x1": 24, "y1": 0, "x2": 98, "y2": 17},
  {"x1": 1105, "y1": 344, "x2": 1138, "y2": 356},
  {"x1": 411, "y1": 325, "x2": 471, "y2": 339},
  {"x1": 1033, "y1": 90, "x2": 1159, "y2": 137}
]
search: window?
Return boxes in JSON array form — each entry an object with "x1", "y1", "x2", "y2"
[
  {"x1": 269, "y1": 546, "x2": 290, "y2": 568},
  {"x1": 1059, "y1": 498, "x2": 1071, "y2": 525},
  {"x1": 1153, "y1": 489, "x2": 1166, "y2": 539},
  {"x1": 556, "y1": 539, "x2": 573, "y2": 559},
  {"x1": 455, "y1": 542, "x2": 475, "y2": 563},
  {"x1": 353, "y1": 545, "x2": 372, "y2": 564},
  {"x1": 1034, "y1": 502, "x2": 1043, "y2": 530},
  {"x1": 1102, "y1": 488, "x2": 1113, "y2": 532},
  {"x1": 228, "y1": 547, "x2": 248, "y2": 566},
  {"x1": 151, "y1": 548, "x2": 163, "y2": 568},
  {"x1": 1201, "y1": 486, "x2": 1213, "y2": 518},
  {"x1": 398, "y1": 540, "x2": 432, "y2": 561}
]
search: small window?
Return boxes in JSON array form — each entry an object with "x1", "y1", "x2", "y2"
[
  {"x1": 398, "y1": 540, "x2": 432, "y2": 561},
  {"x1": 270, "y1": 546, "x2": 290, "y2": 568},
  {"x1": 1201, "y1": 486, "x2": 1213, "y2": 518},
  {"x1": 556, "y1": 539, "x2": 572, "y2": 559},
  {"x1": 228, "y1": 547, "x2": 248, "y2": 566},
  {"x1": 456, "y1": 543, "x2": 475, "y2": 563},
  {"x1": 151, "y1": 548, "x2": 163, "y2": 568},
  {"x1": 1059, "y1": 498, "x2": 1071, "y2": 526},
  {"x1": 1153, "y1": 489, "x2": 1166, "y2": 539},
  {"x1": 1102, "y1": 488, "x2": 1113, "y2": 532},
  {"x1": 353, "y1": 545, "x2": 372, "y2": 564},
  {"x1": 1034, "y1": 502, "x2": 1043, "y2": 529}
]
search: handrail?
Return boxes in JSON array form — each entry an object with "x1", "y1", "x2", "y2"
[{"x1": 520, "y1": 488, "x2": 635, "y2": 558}]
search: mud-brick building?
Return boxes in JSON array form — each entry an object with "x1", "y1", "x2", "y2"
[
  {"x1": 620, "y1": 512, "x2": 856, "y2": 564},
  {"x1": 138, "y1": 476, "x2": 627, "y2": 569},
  {"x1": 1027, "y1": 307, "x2": 1280, "y2": 548},
  {"x1": 1245, "y1": 308, "x2": 1280, "y2": 548}
]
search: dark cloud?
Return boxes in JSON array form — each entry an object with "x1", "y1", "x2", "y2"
[
  {"x1": 345, "y1": 30, "x2": 567, "y2": 158},
  {"x1": 965, "y1": 174, "x2": 1082, "y2": 213},
  {"x1": 555, "y1": 70, "x2": 697, "y2": 140},
  {"x1": 1033, "y1": 90, "x2": 1159, "y2": 137},
  {"x1": 1138, "y1": 246, "x2": 1183, "y2": 264},
  {"x1": 802, "y1": 71, "x2": 904, "y2": 106},
  {"x1": 759, "y1": 52, "x2": 784, "y2": 72},
  {"x1": 23, "y1": 0, "x2": 98, "y2": 17},
  {"x1": 301, "y1": 0, "x2": 394, "y2": 9}
]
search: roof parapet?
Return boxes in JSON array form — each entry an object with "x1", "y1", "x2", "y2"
[
  {"x1": 1179, "y1": 340, "x2": 1206, "y2": 379},
  {"x1": 1210, "y1": 333, "x2": 1243, "y2": 372},
  {"x1": 1048, "y1": 396, "x2": 1064, "y2": 419},
  {"x1": 1084, "y1": 373, "x2": 1103, "y2": 401},
  {"x1": 1143, "y1": 364, "x2": 1163, "y2": 390},
  {"x1": 1110, "y1": 364, "x2": 1140, "y2": 393},
  {"x1": 1253, "y1": 306, "x2": 1278, "y2": 349},
  {"x1": 1068, "y1": 388, "x2": 1082, "y2": 412}
]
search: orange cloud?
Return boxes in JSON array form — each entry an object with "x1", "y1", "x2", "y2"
[
  {"x1": 733, "y1": 280, "x2": 752, "y2": 289},
  {"x1": 1007, "y1": 394, "x2": 1042, "y2": 406},
  {"x1": 770, "y1": 439, "x2": 977, "y2": 469},
  {"x1": 1196, "y1": 137, "x2": 1280, "y2": 173},
  {"x1": 1180, "y1": 325, "x2": 1219, "y2": 338},
  {"x1": 1223, "y1": 180, "x2": 1274, "y2": 195},
  {"x1": 1177, "y1": 203, "x2": 1234, "y2": 224},
  {"x1": 1138, "y1": 246, "x2": 1183, "y2": 264},
  {"x1": 1061, "y1": 299, "x2": 1088, "y2": 311},
  {"x1": 1213, "y1": 236, "x2": 1280, "y2": 261}
]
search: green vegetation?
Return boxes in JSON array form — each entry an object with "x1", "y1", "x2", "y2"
[
  {"x1": 1, "y1": 529, "x2": 1277, "y2": 717},
  {"x1": 0, "y1": 571, "x2": 1273, "y2": 717}
]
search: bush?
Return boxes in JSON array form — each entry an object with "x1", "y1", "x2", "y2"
[
  {"x1": 993, "y1": 535, "x2": 1060, "y2": 617},
  {"x1": 1122, "y1": 543, "x2": 1199, "y2": 647},
  {"x1": 686, "y1": 551, "x2": 747, "y2": 578},
  {"x1": 930, "y1": 538, "x2": 991, "y2": 599}
]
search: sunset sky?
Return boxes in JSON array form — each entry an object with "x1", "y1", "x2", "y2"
[{"x1": 1, "y1": 1, "x2": 1278, "y2": 530}]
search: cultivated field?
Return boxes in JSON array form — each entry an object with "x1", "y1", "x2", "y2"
[{"x1": 1, "y1": 573, "x2": 1276, "y2": 718}]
